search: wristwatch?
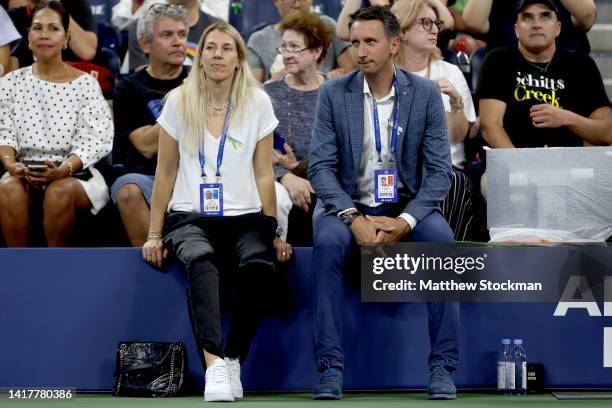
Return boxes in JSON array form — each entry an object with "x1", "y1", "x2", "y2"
[
  {"x1": 275, "y1": 226, "x2": 284, "y2": 238},
  {"x1": 340, "y1": 210, "x2": 363, "y2": 226}
]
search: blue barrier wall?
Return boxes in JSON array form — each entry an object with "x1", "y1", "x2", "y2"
[{"x1": 1, "y1": 247, "x2": 611, "y2": 391}]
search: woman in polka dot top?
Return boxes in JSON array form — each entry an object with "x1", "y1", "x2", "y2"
[{"x1": 0, "y1": 0, "x2": 113, "y2": 246}]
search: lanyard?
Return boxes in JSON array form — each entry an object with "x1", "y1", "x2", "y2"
[
  {"x1": 199, "y1": 102, "x2": 232, "y2": 180},
  {"x1": 372, "y1": 77, "x2": 400, "y2": 168}
]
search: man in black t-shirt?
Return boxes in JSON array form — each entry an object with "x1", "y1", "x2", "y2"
[
  {"x1": 111, "y1": 3, "x2": 188, "y2": 246},
  {"x1": 477, "y1": 0, "x2": 612, "y2": 150}
]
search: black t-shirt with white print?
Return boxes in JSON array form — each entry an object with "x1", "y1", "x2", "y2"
[{"x1": 476, "y1": 46, "x2": 611, "y2": 148}]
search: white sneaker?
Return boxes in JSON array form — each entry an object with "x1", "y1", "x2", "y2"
[
  {"x1": 224, "y1": 357, "x2": 243, "y2": 399},
  {"x1": 204, "y1": 358, "x2": 234, "y2": 402}
]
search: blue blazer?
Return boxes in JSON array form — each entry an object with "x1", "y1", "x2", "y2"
[{"x1": 307, "y1": 68, "x2": 452, "y2": 222}]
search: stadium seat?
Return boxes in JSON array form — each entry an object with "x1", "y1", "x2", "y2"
[
  {"x1": 97, "y1": 20, "x2": 122, "y2": 54},
  {"x1": 470, "y1": 46, "x2": 486, "y2": 94}
]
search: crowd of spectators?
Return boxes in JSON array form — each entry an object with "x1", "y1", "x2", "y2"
[{"x1": 0, "y1": 0, "x2": 610, "y2": 247}]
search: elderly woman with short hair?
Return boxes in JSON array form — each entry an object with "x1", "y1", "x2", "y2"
[{"x1": 263, "y1": 11, "x2": 332, "y2": 246}]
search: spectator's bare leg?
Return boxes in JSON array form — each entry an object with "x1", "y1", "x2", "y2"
[
  {"x1": 43, "y1": 178, "x2": 90, "y2": 247},
  {"x1": 116, "y1": 183, "x2": 150, "y2": 247},
  {"x1": 0, "y1": 176, "x2": 31, "y2": 246}
]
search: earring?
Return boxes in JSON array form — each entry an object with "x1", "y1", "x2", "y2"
[
  {"x1": 28, "y1": 43, "x2": 32, "y2": 50},
  {"x1": 63, "y1": 44, "x2": 68, "y2": 50}
]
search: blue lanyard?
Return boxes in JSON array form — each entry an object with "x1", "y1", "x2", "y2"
[
  {"x1": 372, "y1": 77, "x2": 400, "y2": 167},
  {"x1": 199, "y1": 102, "x2": 232, "y2": 180}
]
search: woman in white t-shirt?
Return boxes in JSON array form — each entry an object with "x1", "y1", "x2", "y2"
[
  {"x1": 142, "y1": 22, "x2": 291, "y2": 402},
  {"x1": 392, "y1": 0, "x2": 477, "y2": 241}
]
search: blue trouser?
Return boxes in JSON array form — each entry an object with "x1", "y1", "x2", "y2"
[{"x1": 312, "y1": 205, "x2": 459, "y2": 372}]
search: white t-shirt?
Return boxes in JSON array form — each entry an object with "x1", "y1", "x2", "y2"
[
  {"x1": 414, "y1": 59, "x2": 476, "y2": 169},
  {"x1": 157, "y1": 87, "x2": 278, "y2": 216}
]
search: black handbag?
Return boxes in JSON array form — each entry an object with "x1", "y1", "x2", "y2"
[{"x1": 113, "y1": 342, "x2": 187, "y2": 397}]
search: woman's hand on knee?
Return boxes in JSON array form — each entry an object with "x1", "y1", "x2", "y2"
[
  {"x1": 274, "y1": 237, "x2": 292, "y2": 263},
  {"x1": 142, "y1": 238, "x2": 167, "y2": 269}
]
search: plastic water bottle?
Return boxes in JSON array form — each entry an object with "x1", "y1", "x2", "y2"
[
  {"x1": 456, "y1": 40, "x2": 470, "y2": 82},
  {"x1": 497, "y1": 339, "x2": 512, "y2": 394},
  {"x1": 511, "y1": 339, "x2": 527, "y2": 396}
]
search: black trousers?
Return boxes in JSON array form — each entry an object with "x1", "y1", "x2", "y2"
[{"x1": 164, "y1": 211, "x2": 277, "y2": 363}]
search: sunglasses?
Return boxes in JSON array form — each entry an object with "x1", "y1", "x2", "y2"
[{"x1": 145, "y1": 2, "x2": 183, "y2": 16}]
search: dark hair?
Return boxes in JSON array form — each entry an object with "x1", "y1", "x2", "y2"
[
  {"x1": 348, "y1": 5, "x2": 400, "y2": 39},
  {"x1": 279, "y1": 11, "x2": 333, "y2": 64},
  {"x1": 30, "y1": 0, "x2": 70, "y2": 32}
]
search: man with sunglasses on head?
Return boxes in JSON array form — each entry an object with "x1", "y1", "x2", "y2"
[
  {"x1": 477, "y1": 0, "x2": 612, "y2": 156},
  {"x1": 128, "y1": 0, "x2": 219, "y2": 72},
  {"x1": 308, "y1": 5, "x2": 458, "y2": 401},
  {"x1": 111, "y1": 2, "x2": 189, "y2": 246}
]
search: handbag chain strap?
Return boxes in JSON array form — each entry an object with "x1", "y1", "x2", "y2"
[
  {"x1": 116, "y1": 343, "x2": 128, "y2": 394},
  {"x1": 167, "y1": 343, "x2": 179, "y2": 394}
]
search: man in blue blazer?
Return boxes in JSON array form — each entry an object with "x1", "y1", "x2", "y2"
[{"x1": 308, "y1": 6, "x2": 459, "y2": 401}]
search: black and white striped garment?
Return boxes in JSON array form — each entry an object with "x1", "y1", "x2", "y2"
[{"x1": 442, "y1": 168, "x2": 475, "y2": 241}]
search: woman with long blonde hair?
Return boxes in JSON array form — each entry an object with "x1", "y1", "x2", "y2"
[
  {"x1": 142, "y1": 22, "x2": 290, "y2": 402},
  {"x1": 392, "y1": 0, "x2": 477, "y2": 240}
]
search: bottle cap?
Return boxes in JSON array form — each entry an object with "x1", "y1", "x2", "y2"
[
  {"x1": 231, "y1": 1, "x2": 243, "y2": 14},
  {"x1": 502, "y1": 338, "x2": 511, "y2": 344},
  {"x1": 513, "y1": 339, "x2": 523, "y2": 345}
]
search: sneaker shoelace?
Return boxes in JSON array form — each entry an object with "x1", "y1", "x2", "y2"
[
  {"x1": 430, "y1": 365, "x2": 450, "y2": 382},
  {"x1": 226, "y1": 360, "x2": 239, "y2": 378},
  {"x1": 210, "y1": 363, "x2": 229, "y2": 384},
  {"x1": 321, "y1": 367, "x2": 340, "y2": 382}
]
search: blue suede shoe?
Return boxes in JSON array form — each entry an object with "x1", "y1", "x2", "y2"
[
  {"x1": 427, "y1": 364, "x2": 457, "y2": 400},
  {"x1": 312, "y1": 366, "x2": 343, "y2": 400}
]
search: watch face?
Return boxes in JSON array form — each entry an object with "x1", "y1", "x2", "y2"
[{"x1": 341, "y1": 214, "x2": 353, "y2": 225}]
